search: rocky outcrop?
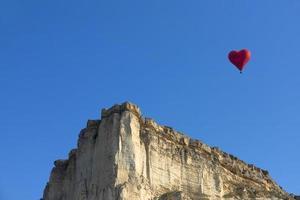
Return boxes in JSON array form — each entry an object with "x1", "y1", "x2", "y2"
[{"x1": 42, "y1": 102, "x2": 295, "y2": 200}]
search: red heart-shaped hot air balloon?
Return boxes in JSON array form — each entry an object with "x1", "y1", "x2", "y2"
[{"x1": 228, "y1": 49, "x2": 251, "y2": 72}]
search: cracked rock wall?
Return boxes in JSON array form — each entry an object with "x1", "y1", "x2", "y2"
[{"x1": 42, "y1": 102, "x2": 294, "y2": 200}]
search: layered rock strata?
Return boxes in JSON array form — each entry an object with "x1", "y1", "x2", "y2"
[{"x1": 42, "y1": 102, "x2": 295, "y2": 200}]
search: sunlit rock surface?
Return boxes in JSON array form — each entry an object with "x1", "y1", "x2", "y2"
[{"x1": 42, "y1": 102, "x2": 295, "y2": 200}]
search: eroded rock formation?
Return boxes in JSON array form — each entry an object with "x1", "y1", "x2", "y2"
[{"x1": 42, "y1": 102, "x2": 295, "y2": 200}]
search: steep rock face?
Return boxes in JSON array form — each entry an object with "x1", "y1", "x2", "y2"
[{"x1": 42, "y1": 102, "x2": 294, "y2": 200}]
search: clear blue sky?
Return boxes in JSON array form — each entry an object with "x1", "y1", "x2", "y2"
[{"x1": 1, "y1": 0, "x2": 300, "y2": 199}]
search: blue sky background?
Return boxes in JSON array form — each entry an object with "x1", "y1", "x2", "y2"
[{"x1": 1, "y1": 0, "x2": 300, "y2": 199}]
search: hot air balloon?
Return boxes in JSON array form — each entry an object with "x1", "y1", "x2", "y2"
[{"x1": 228, "y1": 49, "x2": 251, "y2": 73}]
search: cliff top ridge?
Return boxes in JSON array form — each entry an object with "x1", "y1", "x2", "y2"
[{"x1": 43, "y1": 102, "x2": 297, "y2": 200}]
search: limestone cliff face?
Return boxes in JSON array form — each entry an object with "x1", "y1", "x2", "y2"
[{"x1": 42, "y1": 102, "x2": 295, "y2": 200}]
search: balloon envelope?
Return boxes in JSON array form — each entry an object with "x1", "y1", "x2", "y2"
[{"x1": 228, "y1": 49, "x2": 251, "y2": 72}]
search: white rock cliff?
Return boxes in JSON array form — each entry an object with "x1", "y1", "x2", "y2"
[{"x1": 42, "y1": 102, "x2": 295, "y2": 200}]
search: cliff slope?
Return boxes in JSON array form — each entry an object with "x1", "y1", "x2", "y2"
[{"x1": 42, "y1": 102, "x2": 295, "y2": 200}]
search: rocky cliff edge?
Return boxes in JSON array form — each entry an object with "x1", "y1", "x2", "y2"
[{"x1": 42, "y1": 102, "x2": 297, "y2": 200}]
